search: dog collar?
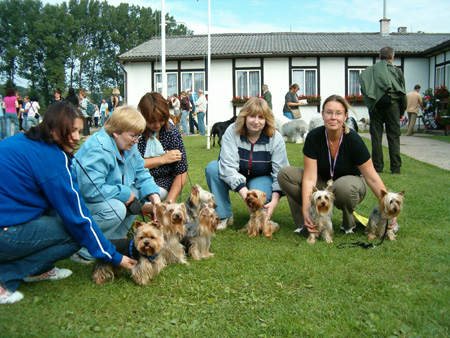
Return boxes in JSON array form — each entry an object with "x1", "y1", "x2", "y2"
[{"x1": 128, "y1": 239, "x2": 160, "y2": 263}]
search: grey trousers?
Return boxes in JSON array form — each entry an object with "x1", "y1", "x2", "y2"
[{"x1": 277, "y1": 166, "x2": 367, "y2": 230}]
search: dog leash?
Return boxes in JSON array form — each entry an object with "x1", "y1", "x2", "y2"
[
  {"x1": 337, "y1": 220, "x2": 389, "y2": 249},
  {"x1": 75, "y1": 158, "x2": 136, "y2": 238}
]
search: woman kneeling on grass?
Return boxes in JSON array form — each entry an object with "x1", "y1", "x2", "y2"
[
  {"x1": 205, "y1": 97, "x2": 290, "y2": 229},
  {"x1": 0, "y1": 102, "x2": 137, "y2": 304},
  {"x1": 278, "y1": 94, "x2": 397, "y2": 235}
]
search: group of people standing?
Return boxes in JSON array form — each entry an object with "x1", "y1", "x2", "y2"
[{"x1": 171, "y1": 89, "x2": 208, "y2": 136}]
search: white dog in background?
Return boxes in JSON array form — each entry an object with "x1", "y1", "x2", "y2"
[
  {"x1": 275, "y1": 116, "x2": 308, "y2": 144},
  {"x1": 308, "y1": 114, "x2": 324, "y2": 132}
]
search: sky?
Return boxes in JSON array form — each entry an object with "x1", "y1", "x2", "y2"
[{"x1": 97, "y1": 0, "x2": 449, "y2": 35}]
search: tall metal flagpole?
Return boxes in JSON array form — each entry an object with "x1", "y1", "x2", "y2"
[
  {"x1": 206, "y1": 0, "x2": 211, "y2": 149},
  {"x1": 161, "y1": 0, "x2": 167, "y2": 99}
]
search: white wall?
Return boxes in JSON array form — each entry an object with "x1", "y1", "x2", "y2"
[
  {"x1": 124, "y1": 62, "x2": 153, "y2": 108},
  {"x1": 263, "y1": 58, "x2": 289, "y2": 118},
  {"x1": 404, "y1": 58, "x2": 429, "y2": 93},
  {"x1": 208, "y1": 59, "x2": 233, "y2": 126}
]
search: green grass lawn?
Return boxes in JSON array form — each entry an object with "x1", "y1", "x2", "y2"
[{"x1": 1, "y1": 134, "x2": 449, "y2": 337}]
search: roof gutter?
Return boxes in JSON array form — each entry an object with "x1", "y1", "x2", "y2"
[{"x1": 118, "y1": 60, "x2": 128, "y2": 104}]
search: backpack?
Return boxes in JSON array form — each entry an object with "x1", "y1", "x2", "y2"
[{"x1": 86, "y1": 101, "x2": 95, "y2": 116}]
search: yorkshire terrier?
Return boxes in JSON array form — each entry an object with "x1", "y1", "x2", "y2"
[
  {"x1": 92, "y1": 221, "x2": 165, "y2": 285},
  {"x1": 182, "y1": 205, "x2": 218, "y2": 260},
  {"x1": 307, "y1": 186, "x2": 335, "y2": 244},
  {"x1": 155, "y1": 202, "x2": 189, "y2": 265},
  {"x1": 184, "y1": 184, "x2": 217, "y2": 223},
  {"x1": 239, "y1": 189, "x2": 279, "y2": 238},
  {"x1": 367, "y1": 190, "x2": 405, "y2": 241}
]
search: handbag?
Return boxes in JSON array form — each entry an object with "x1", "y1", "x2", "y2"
[{"x1": 288, "y1": 105, "x2": 301, "y2": 119}]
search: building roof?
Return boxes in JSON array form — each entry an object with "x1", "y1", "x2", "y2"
[{"x1": 119, "y1": 32, "x2": 450, "y2": 62}]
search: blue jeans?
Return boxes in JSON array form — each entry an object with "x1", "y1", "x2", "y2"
[
  {"x1": 5, "y1": 112, "x2": 19, "y2": 138},
  {"x1": 205, "y1": 160, "x2": 273, "y2": 219},
  {"x1": 27, "y1": 116, "x2": 39, "y2": 130},
  {"x1": 77, "y1": 199, "x2": 136, "y2": 260},
  {"x1": 197, "y1": 112, "x2": 205, "y2": 135},
  {"x1": 101, "y1": 112, "x2": 105, "y2": 126},
  {"x1": 0, "y1": 212, "x2": 80, "y2": 292},
  {"x1": 0, "y1": 116, "x2": 5, "y2": 140},
  {"x1": 181, "y1": 110, "x2": 190, "y2": 135},
  {"x1": 283, "y1": 112, "x2": 294, "y2": 120},
  {"x1": 22, "y1": 114, "x2": 28, "y2": 131}
]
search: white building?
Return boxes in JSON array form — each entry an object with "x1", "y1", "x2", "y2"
[{"x1": 118, "y1": 26, "x2": 450, "y2": 126}]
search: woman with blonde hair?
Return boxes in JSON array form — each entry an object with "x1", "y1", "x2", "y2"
[
  {"x1": 205, "y1": 97, "x2": 289, "y2": 229},
  {"x1": 278, "y1": 94, "x2": 393, "y2": 235},
  {"x1": 71, "y1": 106, "x2": 161, "y2": 263}
]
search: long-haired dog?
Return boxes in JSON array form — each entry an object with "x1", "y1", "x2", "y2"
[
  {"x1": 182, "y1": 205, "x2": 218, "y2": 260},
  {"x1": 309, "y1": 115, "x2": 324, "y2": 132},
  {"x1": 239, "y1": 189, "x2": 279, "y2": 238},
  {"x1": 367, "y1": 190, "x2": 405, "y2": 241},
  {"x1": 92, "y1": 221, "x2": 165, "y2": 285},
  {"x1": 275, "y1": 116, "x2": 308, "y2": 144},
  {"x1": 155, "y1": 202, "x2": 189, "y2": 265},
  {"x1": 211, "y1": 116, "x2": 237, "y2": 147},
  {"x1": 184, "y1": 184, "x2": 217, "y2": 223},
  {"x1": 169, "y1": 114, "x2": 182, "y2": 131},
  {"x1": 308, "y1": 186, "x2": 335, "y2": 244},
  {"x1": 357, "y1": 117, "x2": 370, "y2": 131}
]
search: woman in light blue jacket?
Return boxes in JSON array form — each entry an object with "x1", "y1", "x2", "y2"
[{"x1": 72, "y1": 106, "x2": 161, "y2": 262}]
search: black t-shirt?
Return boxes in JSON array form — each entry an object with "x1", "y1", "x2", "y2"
[{"x1": 303, "y1": 126, "x2": 370, "y2": 181}]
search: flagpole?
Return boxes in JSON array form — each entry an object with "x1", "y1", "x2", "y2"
[
  {"x1": 161, "y1": 0, "x2": 167, "y2": 100},
  {"x1": 206, "y1": 0, "x2": 211, "y2": 149}
]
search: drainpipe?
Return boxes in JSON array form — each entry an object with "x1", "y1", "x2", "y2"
[{"x1": 119, "y1": 61, "x2": 128, "y2": 104}]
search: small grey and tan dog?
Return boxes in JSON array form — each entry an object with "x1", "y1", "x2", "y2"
[
  {"x1": 308, "y1": 186, "x2": 335, "y2": 244},
  {"x1": 184, "y1": 184, "x2": 217, "y2": 223},
  {"x1": 367, "y1": 190, "x2": 405, "y2": 241}
]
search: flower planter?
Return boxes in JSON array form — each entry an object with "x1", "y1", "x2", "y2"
[
  {"x1": 232, "y1": 102, "x2": 245, "y2": 107},
  {"x1": 349, "y1": 102, "x2": 366, "y2": 106},
  {"x1": 306, "y1": 102, "x2": 320, "y2": 106}
]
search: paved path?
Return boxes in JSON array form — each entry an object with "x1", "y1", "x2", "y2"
[{"x1": 360, "y1": 133, "x2": 450, "y2": 171}]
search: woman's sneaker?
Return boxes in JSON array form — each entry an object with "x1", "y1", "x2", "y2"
[
  {"x1": 70, "y1": 253, "x2": 93, "y2": 265},
  {"x1": 217, "y1": 215, "x2": 234, "y2": 230},
  {"x1": 23, "y1": 267, "x2": 72, "y2": 282},
  {"x1": 0, "y1": 285, "x2": 24, "y2": 304}
]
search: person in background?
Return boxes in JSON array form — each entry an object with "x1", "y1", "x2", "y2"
[
  {"x1": 108, "y1": 95, "x2": 115, "y2": 117},
  {"x1": 78, "y1": 89, "x2": 90, "y2": 140},
  {"x1": 205, "y1": 97, "x2": 289, "y2": 230},
  {"x1": 194, "y1": 89, "x2": 207, "y2": 136},
  {"x1": 187, "y1": 89, "x2": 199, "y2": 135},
  {"x1": 0, "y1": 101, "x2": 136, "y2": 304},
  {"x1": 71, "y1": 106, "x2": 161, "y2": 263},
  {"x1": 93, "y1": 104, "x2": 100, "y2": 128},
  {"x1": 112, "y1": 88, "x2": 123, "y2": 110},
  {"x1": 24, "y1": 95, "x2": 40, "y2": 131},
  {"x1": 359, "y1": 46, "x2": 407, "y2": 175},
  {"x1": 65, "y1": 88, "x2": 79, "y2": 107},
  {"x1": 137, "y1": 92, "x2": 188, "y2": 209},
  {"x1": 53, "y1": 89, "x2": 64, "y2": 103},
  {"x1": 262, "y1": 84, "x2": 272, "y2": 110},
  {"x1": 0, "y1": 95, "x2": 5, "y2": 140},
  {"x1": 171, "y1": 93, "x2": 181, "y2": 131},
  {"x1": 180, "y1": 91, "x2": 191, "y2": 136},
  {"x1": 2, "y1": 88, "x2": 19, "y2": 138},
  {"x1": 16, "y1": 93, "x2": 24, "y2": 132},
  {"x1": 99, "y1": 98, "x2": 108, "y2": 126},
  {"x1": 405, "y1": 84, "x2": 423, "y2": 136},
  {"x1": 283, "y1": 83, "x2": 302, "y2": 119}
]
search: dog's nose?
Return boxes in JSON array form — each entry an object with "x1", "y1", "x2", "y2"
[{"x1": 144, "y1": 241, "x2": 149, "y2": 246}]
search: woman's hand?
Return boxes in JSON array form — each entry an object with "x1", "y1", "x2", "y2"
[
  {"x1": 125, "y1": 191, "x2": 136, "y2": 206},
  {"x1": 119, "y1": 255, "x2": 137, "y2": 270},
  {"x1": 388, "y1": 217, "x2": 397, "y2": 230},
  {"x1": 303, "y1": 208, "x2": 318, "y2": 233},
  {"x1": 264, "y1": 200, "x2": 277, "y2": 220},
  {"x1": 163, "y1": 150, "x2": 182, "y2": 164}
]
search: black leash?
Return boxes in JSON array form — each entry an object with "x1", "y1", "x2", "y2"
[
  {"x1": 75, "y1": 158, "x2": 136, "y2": 238},
  {"x1": 337, "y1": 220, "x2": 389, "y2": 249}
]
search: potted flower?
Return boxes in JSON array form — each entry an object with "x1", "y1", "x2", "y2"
[
  {"x1": 345, "y1": 94, "x2": 365, "y2": 105},
  {"x1": 434, "y1": 85, "x2": 449, "y2": 102},
  {"x1": 298, "y1": 95, "x2": 321, "y2": 105}
]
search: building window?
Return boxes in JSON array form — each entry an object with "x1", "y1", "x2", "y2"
[
  {"x1": 236, "y1": 70, "x2": 260, "y2": 97},
  {"x1": 292, "y1": 69, "x2": 317, "y2": 95},
  {"x1": 181, "y1": 72, "x2": 205, "y2": 92},
  {"x1": 436, "y1": 66, "x2": 444, "y2": 87},
  {"x1": 445, "y1": 64, "x2": 450, "y2": 87},
  {"x1": 348, "y1": 69, "x2": 365, "y2": 95},
  {"x1": 155, "y1": 73, "x2": 178, "y2": 96}
]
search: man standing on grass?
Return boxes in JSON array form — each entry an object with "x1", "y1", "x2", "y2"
[
  {"x1": 405, "y1": 85, "x2": 423, "y2": 136},
  {"x1": 359, "y1": 46, "x2": 407, "y2": 175},
  {"x1": 262, "y1": 84, "x2": 272, "y2": 110},
  {"x1": 195, "y1": 89, "x2": 207, "y2": 136},
  {"x1": 187, "y1": 89, "x2": 198, "y2": 135}
]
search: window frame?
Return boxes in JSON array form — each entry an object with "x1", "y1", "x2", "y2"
[
  {"x1": 292, "y1": 68, "x2": 318, "y2": 96},
  {"x1": 347, "y1": 68, "x2": 366, "y2": 95},
  {"x1": 235, "y1": 69, "x2": 261, "y2": 98}
]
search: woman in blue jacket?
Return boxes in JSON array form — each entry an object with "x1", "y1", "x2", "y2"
[
  {"x1": 72, "y1": 106, "x2": 161, "y2": 262},
  {"x1": 205, "y1": 97, "x2": 290, "y2": 230},
  {"x1": 0, "y1": 102, "x2": 136, "y2": 304}
]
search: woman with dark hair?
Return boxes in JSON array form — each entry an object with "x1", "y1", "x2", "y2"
[
  {"x1": 205, "y1": 97, "x2": 289, "y2": 229},
  {"x1": 53, "y1": 89, "x2": 64, "y2": 102},
  {"x1": 283, "y1": 83, "x2": 302, "y2": 119},
  {"x1": 2, "y1": 88, "x2": 19, "y2": 137},
  {"x1": 65, "y1": 87, "x2": 78, "y2": 107},
  {"x1": 0, "y1": 102, "x2": 136, "y2": 304},
  {"x1": 278, "y1": 94, "x2": 392, "y2": 234},
  {"x1": 137, "y1": 92, "x2": 188, "y2": 205}
]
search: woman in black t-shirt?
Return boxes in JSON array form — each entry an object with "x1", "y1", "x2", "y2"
[{"x1": 278, "y1": 95, "x2": 393, "y2": 234}]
